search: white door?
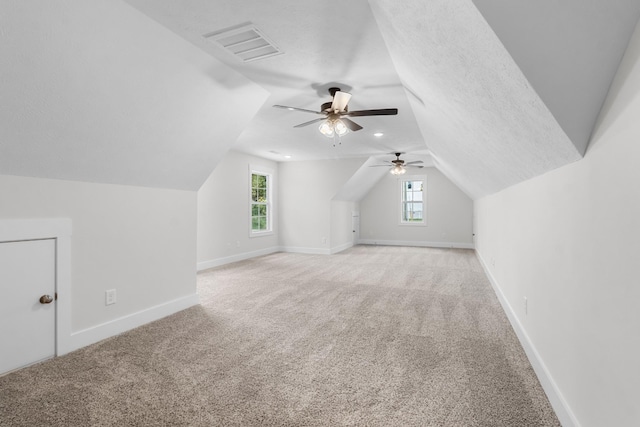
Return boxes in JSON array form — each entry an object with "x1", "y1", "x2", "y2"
[
  {"x1": 0, "y1": 239, "x2": 56, "y2": 375},
  {"x1": 352, "y1": 212, "x2": 360, "y2": 244}
]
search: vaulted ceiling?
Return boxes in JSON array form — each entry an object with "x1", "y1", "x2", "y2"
[{"x1": 2, "y1": 1, "x2": 639, "y2": 198}]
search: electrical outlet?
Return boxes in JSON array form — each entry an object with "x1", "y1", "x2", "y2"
[
  {"x1": 524, "y1": 296, "x2": 528, "y2": 315},
  {"x1": 236, "y1": 241, "x2": 240, "y2": 247},
  {"x1": 105, "y1": 289, "x2": 116, "y2": 306},
  {"x1": 321, "y1": 237, "x2": 327, "y2": 244}
]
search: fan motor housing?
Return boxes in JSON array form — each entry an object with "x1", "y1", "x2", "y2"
[{"x1": 321, "y1": 101, "x2": 347, "y2": 113}]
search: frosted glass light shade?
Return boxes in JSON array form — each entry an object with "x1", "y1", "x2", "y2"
[
  {"x1": 390, "y1": 165, "x2": 406, "y2": 175},
  {"x1": 334, "y1": 119, "x2": 348, "y2": 136},
  {"x1": 319, "y1": 121, "x2": 334, "y2": 137}
]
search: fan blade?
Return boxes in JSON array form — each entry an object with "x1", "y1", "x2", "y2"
[
  {"x1": 273, "y1": 105, "x2": 325, "y2": 115},
  {"x1": 369, "y1": 164, "x2": 394, "y2": 167},
  {"x1": 406, "y1": 165, "x2": 424, "y2": 168},
  {"x1": 331, "y1": 91, "x2": 352, "y2": 112},
  {"x1": 404, "y1": 160, "x2": 424, "y2": 165},
  {"x1": 347, "y1": 108, "x2": 398, "y2": 117},
  {"x1": 293, "y1": 118, "x2": 326, "y2": 128},
  {"x1": 341, "y1": 118, "x2": 363, "y2": 131}
]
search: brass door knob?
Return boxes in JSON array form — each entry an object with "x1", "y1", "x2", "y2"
[{"x1": 39, "y1": 294, "x2": 53, "y2": 304}]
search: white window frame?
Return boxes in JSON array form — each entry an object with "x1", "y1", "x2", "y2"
[
  {"x1": 399, "y1": 175, "x2": 426, "y2": 226},
  {"x1": 249, "y1": 166, "x2": 274, "y2": 237}
]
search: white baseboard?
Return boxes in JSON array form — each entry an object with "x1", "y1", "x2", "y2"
[
  {"x1": 279, "y1": 246, "x2": 331, "y2": 255},
  {"x1": 330, "y1": 241, "x2": 354, "y2": 254},
  {"x1": 66, "y1": 293, "x2": 199, "y2": 354},
  {"x1": 475, "y1": 252, "x2": 579, "y2": 427},
  {"x1": 358, "y1": 239, "x2": 474, "y2": 249},
  {"x1": 197, "y1": 246, "x2": 280, "y2": 271}
]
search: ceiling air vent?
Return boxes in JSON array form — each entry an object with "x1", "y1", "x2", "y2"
[{"x1": 204, "y1": 23, "x2": 282, "y2": 62}]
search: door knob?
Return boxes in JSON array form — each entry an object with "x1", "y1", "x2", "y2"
[{"x1": 39, "y1": 294, "x2": 53, "y2": 304}]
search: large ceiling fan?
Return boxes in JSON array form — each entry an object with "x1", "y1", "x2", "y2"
[
  {"x1": 273, "y1": 87, "x2": 398, "y2": 138},
  {"x1": 371, "y1": 152, "x2": 424, "y2": 175}
]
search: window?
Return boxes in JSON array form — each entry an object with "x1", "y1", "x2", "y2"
[
  {"x1": 400, "y1": 177, "x2": 425, "y2": 225},
  {"x1": 250, "y1": 169, "x2": 272, "y2": 235}
]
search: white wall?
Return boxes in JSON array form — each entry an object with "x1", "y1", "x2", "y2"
[
  {"x1": 330, "y1": 200, "x2": 358, "y2": 253},
  {"x1": 197, "y1": 150, "x2": 279, "y2": 269},
  {"x1": 0, "y1": 174, "x2": 197, "y2": 350},
  {"x1": 279, "y1": 158, "x2": 366, "y2": 254},
  {"x1": 474, "y1": 20, "x2": 640, "y2": 427},
  {"x1": 0, "y1": 1, "x2": 268, "y2": 191},
  {"x1": 359, "y1": 167, "x2": 473, "y2": 248}
]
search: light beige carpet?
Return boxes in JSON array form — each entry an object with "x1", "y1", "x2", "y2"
[{"x1": 0, "y1": 245, "x2": 560, "y2": 426}]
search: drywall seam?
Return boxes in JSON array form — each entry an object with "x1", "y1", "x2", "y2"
[{"x1": 475, "y1": 251, "x2": 580, "y2": 427}]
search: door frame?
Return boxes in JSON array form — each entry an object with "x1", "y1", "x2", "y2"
[{"x1": 0, "y1": 219, "x2": 72, "y2": 356}]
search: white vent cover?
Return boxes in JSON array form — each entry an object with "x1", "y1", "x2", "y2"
[{"x1": 204, "y1": 23, "x2": 282, "y2": 62}]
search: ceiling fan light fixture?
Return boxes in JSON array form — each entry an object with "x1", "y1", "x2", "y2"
[
  {"x1": 390, "y1": 164, "x2": 406, "y2": 175},
  {"x1": 334, "y1": 119, "x2": 348, "y2": 136},
  {"x1": 319, "y1": 119, "x2": 349, "y2": 138},
  {"x1": 319, "y1": 120, "x2": 334, "y2": 137}
]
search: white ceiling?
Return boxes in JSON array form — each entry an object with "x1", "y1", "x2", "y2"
[
  {"x1": 0, "y1": 1, "x2": 267, "y2": 190},
  {"x1": 124, "y1": 0, "x2": 640, "y2": 198},
  {"x1": 2, "y1": 1, "x2": 639, "y2": 197}
]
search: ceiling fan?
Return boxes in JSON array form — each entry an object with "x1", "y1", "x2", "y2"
[
  {"x1": 370, "y1": 152, "x2": 424, "y2": 175},
  {"x1": 273, "y1": 87, "x2": 398, "y2": 138}
]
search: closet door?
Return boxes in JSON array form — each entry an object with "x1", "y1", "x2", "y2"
[{"x1": 0, "y1": 239, "x2": 56, "y2": 375}]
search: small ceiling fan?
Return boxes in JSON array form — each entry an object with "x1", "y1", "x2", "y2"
[
  {"x1": 273, "y1": 87, "x2": 398, "y2": 138},
  {"x1": 370, "y1": 152, "x2": 424, "y2": 175}
]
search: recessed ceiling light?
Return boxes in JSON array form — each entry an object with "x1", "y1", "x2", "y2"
[
  {"x1": 374, "y1": 132, "x2": 384, "y2": 137},
  {"x1": 283, "y1": 155, "x2": 292, "y2": 159}
]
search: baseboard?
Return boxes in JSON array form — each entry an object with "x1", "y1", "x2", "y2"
[
  {"x1": 197, "y1": 246, "x2": 280, "y2": 271},
  {"x1": 475, "y1": 252, "x2": 579, "y2": 427},
  {"x1": 330, "y1": 241, "x2": 353, "y2": 254},
  {"x1": 358, "y1": 239, "x2": 474, "y2": 249},
  {"x1": 279, "y1": 246, "x2": 331, "y2": 255},
  {"x1": 66, "y1": 293, "x2": 199, "y2": 354}
]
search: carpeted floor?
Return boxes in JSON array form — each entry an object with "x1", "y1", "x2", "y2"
[{"x1": 0, "y1": 245, "x2": 560, "y2": 426}]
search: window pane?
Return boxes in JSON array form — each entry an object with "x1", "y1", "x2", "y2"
[
  {"x1": 250, "y1": 171, "x2": 271, "y2": 233},
  {"x1": 401, "y1": 179, "x2": 424, "y2": 223}
]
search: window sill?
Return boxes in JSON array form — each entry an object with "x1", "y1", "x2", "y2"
[
  {"x1": 399, "y1": 222, "x2": 427, "y2": 227},
  {"x1": 250, "y1": 230, "x2": 274, "y2": 238}
]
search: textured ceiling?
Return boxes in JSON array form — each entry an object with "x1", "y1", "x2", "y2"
[
  {"x1": 473, "y1": 0, "x2": 640, "y2": 155},
  {"x1": 0, "y1": 1, "x2": 267, "y2": 190},
  {"x1": 2, "y1": 1, "x2": 639, "y2": 197},
  {"x1": 123, "y1": 0, "x2": 640, "y2": 198}
]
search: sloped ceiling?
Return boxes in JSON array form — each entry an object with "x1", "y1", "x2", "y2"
[
  {"x1": 2, "y1": 1, "x2": 639, "y2": 197},
  {"x1": 473, "y1": 0, "x2": 640, "y2": 155},
  {"x1": 123, "y1": 0, "x2": 640, "y2": 199},
  {"x1": 0, "y1": 1, "x2": 268, "y2": 190}
]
